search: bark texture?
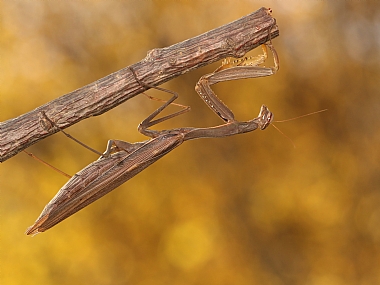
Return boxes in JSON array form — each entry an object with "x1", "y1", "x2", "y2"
[{"x1": 0, "y1": 7, "x2": 279, "y2": 162}]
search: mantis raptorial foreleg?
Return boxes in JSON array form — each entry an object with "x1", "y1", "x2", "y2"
[
  {"x1": 35, "y1": 41, "x2": 279, "y2": 166},
  {"x1": 25, "y1": 38, "x2": 282, "y2": 235},
  {"x1": 34, "y1": 41, "x2": 279, "y2": 161},
  {"x1": 26, "y1": 67, "x2": 274, "y2": 235},
  {"x1": 195, "y1": 43, "x2": 279, "y2": 122},
  {"x1": 27, "y1": 40, "x2": 279, "y2": 180},
  {"x1": 216, "y1": 44, "x2": 269, "y2": 72}
]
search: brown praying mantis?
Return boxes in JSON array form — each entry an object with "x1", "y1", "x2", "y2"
[{"x1": 26, "y1": 42, "x2": 280, "y2": 235}]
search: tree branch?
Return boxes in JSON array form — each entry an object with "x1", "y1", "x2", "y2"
[{"x1": 0, "y1": 7, "x2": 279, "y2": 163}]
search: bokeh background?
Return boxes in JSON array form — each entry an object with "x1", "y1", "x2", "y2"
[{"x1": 1, "y1": 1, "x2": 380, "y2": 284}]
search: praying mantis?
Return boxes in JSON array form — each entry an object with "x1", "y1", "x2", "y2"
[{"x1": 26, "y1": 42, "x2": 279, "y2": 236}]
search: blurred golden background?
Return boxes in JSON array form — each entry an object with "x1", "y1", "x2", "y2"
[{"x1": 1, "y1": 1, "x2": 379, "y2": 284}]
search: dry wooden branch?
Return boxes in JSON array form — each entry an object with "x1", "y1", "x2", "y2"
[{"x1": 0, "y1": 7, "x2": 279, "y2": 163}]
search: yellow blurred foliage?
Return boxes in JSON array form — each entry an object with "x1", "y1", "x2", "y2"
[{"x1": 1, "y1": 1, "x2": 380, "y2": 284}]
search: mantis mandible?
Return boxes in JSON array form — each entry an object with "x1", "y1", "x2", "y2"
[{"x1": 26, "y1": 43, "x2": 279, "y2": 235}]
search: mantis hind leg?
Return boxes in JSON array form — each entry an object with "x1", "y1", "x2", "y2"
[
  {"x1": 39, "y1": 111, "x2": 102, "y2": 156},
  {"x1": 100, "y1": 140, "x2": 146, "y2": 158}
]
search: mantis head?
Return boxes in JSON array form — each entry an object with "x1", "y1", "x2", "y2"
[{"x1": 258, "y1": 105, "x2": 273, "y2": 130}]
